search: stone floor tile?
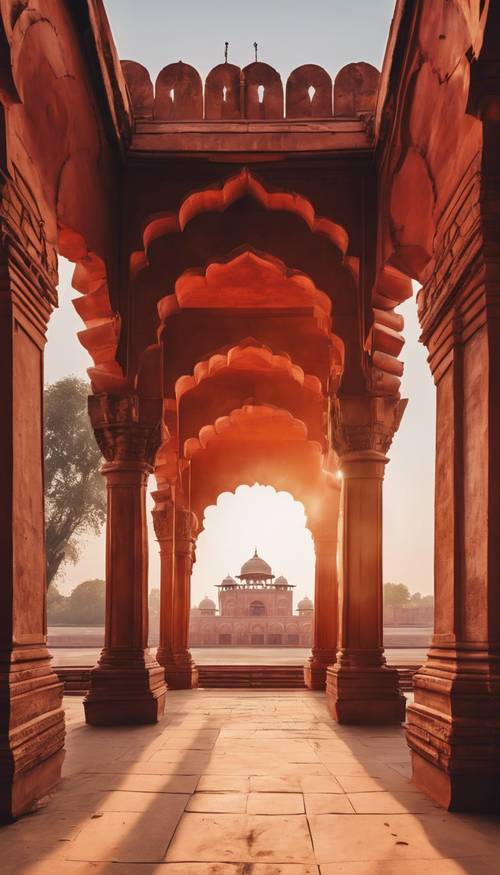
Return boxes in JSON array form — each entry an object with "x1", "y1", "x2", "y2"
[
  {"x1": 165, "y1": 813, "x2": 315, "y2": 863},
  {"x1": 308, "y1": 813, "x2": 500, "y2": 863},
  {"x1": 348, "y1": 791, "x2": 442, "y2": 814},
  {"x1": 247, "y1": 792, "x2": 304, "y2": 814},
  {"x1": 304, "y1": 793, "x2": 354, "y2": 814},
  {"x1": 186, "y1": 792, "x2": 248, "y2": 813},
  {"x1": 324, "y1": 762, "x2": 394, "y2": 778},
  {"x1": 336, "y1": 774, "x2": 415, "y2": 793},
  {"x1": 89, "y1": 772, "x2": 199, "y2": 794},
  {"x1": 299, "y1": 775, "x2": 344, "y2": 794},
  {"x1": 196, "y1": 775, "x2": 250, "y2": 792},
  {"x1": 65, "y1": 795, "x2": 187, "y2": 863},
  {"x1": 155, "y1": 737, "x2": 217, "y2": 750},
  {"x1": 5, "y1": 864, "x2": 321, "y2": 875},
  {"x1": 94, "y1": 790, "x2": 190, "y2": 813},
  {"x1": 319, "y1": 860, "x2": 500, "y2": 875},
  {"x1": 250, "y1": 775, "x2": 301, "y2": 793}
]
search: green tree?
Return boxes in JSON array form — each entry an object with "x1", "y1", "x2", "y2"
[
  {"x1": 66, "y1": 579, "x2": 105, "y2": 625},
  {"x1": 383, "y1": 582, "x2": 411, "y2": 607},
  {"x1": 44, "y1": 377, "x2": 106, "y2": 587},
  {"x1": 47, "y1": 582, "x2": 70, "y2": 624}
]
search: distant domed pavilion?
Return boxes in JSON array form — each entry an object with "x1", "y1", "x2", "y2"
[
  {"x1": 190, "y1": 549, "x2": 313, "y2": 647},
  {"x1": 236, "y1": 549, "x2": 275, "y2": 586}
]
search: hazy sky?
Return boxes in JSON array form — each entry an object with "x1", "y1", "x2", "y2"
[{"x1": 45, "y1": 0, "x2": 436, "y2": 605}]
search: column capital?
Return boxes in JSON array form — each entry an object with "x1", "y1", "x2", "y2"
[
  {"x1": 89, "y1": 393, "x2": 162, "y2": 467},
  {"x1": 151, "y1": 489, "x2": 175, "y2": 543},
  {"x1": 175, "y1": 506, "x2": 198, "y2": 553},
  {"x1": 331, "y1": 395, "x2": 407, "y2": 459}
]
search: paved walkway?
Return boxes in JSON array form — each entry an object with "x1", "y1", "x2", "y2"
[{"x1": 1, "y1": 691, "x2": 499, "y2": 874}]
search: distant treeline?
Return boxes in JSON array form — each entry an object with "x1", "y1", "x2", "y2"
[{"x1": 48, "y1": 580, "x2": 160, "y2": 626}]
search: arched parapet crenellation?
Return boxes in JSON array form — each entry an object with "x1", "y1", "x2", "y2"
[
  {"x1": 286, "y1": 65, "x2": 333, "y2": 118},
  {"x1": 242, "y1": 61, "x2": 283, "y2": 119},
  {"x1": 154, "y1": 61, "x2": 203, "y2": 120},
  {"x1": 334, "y1": 62, "x2": 380, "y2": 117},
  {"x1": 205, "y1": 63, "x2": 242, "y2": 119},
  {"x1": 121, "y1": 60, "x2": 154, "y2": 119}
]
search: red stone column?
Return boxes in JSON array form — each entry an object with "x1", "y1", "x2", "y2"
[
  {"x1": 406, "y1": 235, "x2": 500, "y2": 807},
  {"x1": 166, "y1": 506, "x2": 198, "y2": 689},
  {"x1": 84, "y1": 395, "x2": 167, "y2": 725},
  {"x1": 151, "y1": 487, "x2": 177, "y2": 682},
  {"x1": 304, "y1": 488, "x2": 340, "y2": 690},
  {"x1": 0, "y1": 233, "x2": 65, "y2": 821},
  {"x1": 326, "y1": 396, "x2": 406, "y2": 724}
]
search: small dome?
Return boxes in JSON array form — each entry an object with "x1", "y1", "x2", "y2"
[
  {"x1": 298, "y1": 596, "x2": 313, "y2": 611},
  {"x1": 274, "y1": 575, "x2": 289, "y2": 587},
  {"x1": 238, "y1": 548, "x2": 273, "y2": 578},
  {"x1": 221, "y1": 574, "x2": 237, "y2": 587},
  {"x1": 199, "y1": 596, "x2": 216, "y2": 611}
]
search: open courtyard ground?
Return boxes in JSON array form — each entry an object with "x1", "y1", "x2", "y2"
[{"x1": 1, "y1": 690, "x2": 499, "y2": 874}]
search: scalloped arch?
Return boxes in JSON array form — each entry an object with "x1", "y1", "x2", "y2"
[
  {"x1": 175, "y1": 341, "x2": 323, "y2": 404},
  {"x1": 58, "y1": 225, "x2": 127, "y2": 394},
  {"x1": 157, "y1": 248, "x2": 333, "y2": 322},
  {"x1": 131, "y1": 169, "x2": 349, "y2": 279},
  {"x1": 184, "y1": 402, "x2": 318, "y2": 460}
]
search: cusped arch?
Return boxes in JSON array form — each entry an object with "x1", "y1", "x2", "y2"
[
  {"x1": 154, "y1": 61, "x2": 203, "y2": 120},
  {"x1": 133, "y1": 168, "x2": 349, "y2": 278},
  {"x1": 175, "y1": 341, "x2": 323, "y2": 403},
  {"x1": 365, "y1": 264, "x2": 413, "y2": 396},
  {"x1": 58, "y1": 225, "x2": 126, "y2": 394},
  {"x1": 158, "y1": 248, "x2": 332, "y2": 320},
  {"x1": 185, "y1": 403, "x2": 313, "y2": 460},
  {"x1": 194, "y1": 483, "x2": 317, "y2": 540},
  {"x1": 175, "y1": 339, "x2": 327, "y2": 448},
  {"x1": 286, "y1": 65, "x2": 333, "y2": 118}
]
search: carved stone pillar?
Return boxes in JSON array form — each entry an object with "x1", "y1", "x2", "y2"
[
  {"x1": 0, "y1": 197, "x2": 65, "y2": 820},
  {"x1": 304, "y1": 488, "x2": 340, "y2": 690},
  {"x1": 406, "y1": 123, "x2": 500, "y2": 809},
  {"x1": 84, "y1": 394, "x2": 167, "y2": 725},
  {"x1": 151, "y1": 487, "x2": 176, "y2": 680},
  {"x1": 326, "y1": 395, "x2": 407, "y2": 724},
  {"x1": 167, "y1": 506, "x2": 198, "y2": 689}
]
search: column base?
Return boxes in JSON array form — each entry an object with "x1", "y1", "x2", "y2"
[
  {"x1": 304, "y1": 651, "x2": 337, "y2": 690},
  {"x1": 158, "y1": 650, "x2": 198, "y2": 690},
  {"x1": 0, "y1": 646, "x2": 65, "y2": 822},
  {"x1": 406, "y1": 648, "x2": 500, "y2": 811},
  {"x1": 84, "y1": 649, "x2": 167, "y2": 726},
  {"x1": 326, "y1": 661, "x2": 406, "y2": 724}
]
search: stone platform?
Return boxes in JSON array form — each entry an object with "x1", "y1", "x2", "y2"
[{"x1": 0, "y1": 691, "x2": 499, "y2": 873}]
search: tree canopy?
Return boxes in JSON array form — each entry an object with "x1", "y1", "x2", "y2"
[
  {"x1": 47, "y1": 579, "x2": 105, "y2": 625},
  {"x1": 44, "y1": 377, "x2": 106, "y2": 587},
  {"x1": 383, "y1": 582, "x2": 433, "y2": 608},
  {"x1": 47, "y1": 581, "x2": 160, "y2": 627}
]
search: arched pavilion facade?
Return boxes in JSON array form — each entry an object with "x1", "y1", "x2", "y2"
[{"x1": 1, "y1": 0, "x2": 499, "y2": 820}]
